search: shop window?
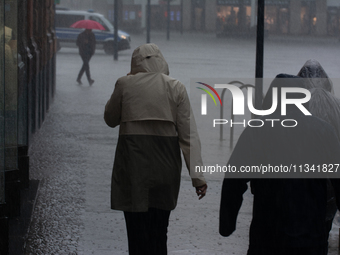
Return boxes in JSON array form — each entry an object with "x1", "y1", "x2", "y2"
[
  {"x1": 177, "y1": 11, "x2": 181, "y2": 21},
  {"x1": 216, "y1": 5, "x2": 251, "y2": 35},
  {"x1": 278, "y1": 8, "x2": 288, "y2": 34},
  {"x1": 216, "y1": 6, "x2": 239, "y2": 33},
  {"x1": 264, "y1": 6, "x2": 288, "y2": 34},
  {"x1": 327, "y1": 8, "x2": 339, "y2": 36},
  {"x1": 192, "y1": 0, "x2": 205, "y2": 31},
  {"x1": 265, "y1": 6, "x2": 277, "y2": 33},
  {"x1": 301, "y1": 2, "x2": 316, "y2": 35}
]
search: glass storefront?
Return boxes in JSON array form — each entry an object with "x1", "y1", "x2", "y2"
[
  {"x1": 216, "y1": 0, "x2": 338, "y2": 36},
  {"x1": 0, "y1": 0, "x2": 19, "y2": 207},
  {"x1": 327, "y1": 7, "x2": 340, "y2": 36},
  {"x1": 0, "y1": 0, "x2": 56, "y2": 252},
  {"x1": 264, "y1": 6, "x2": 289, "y2": 34},
  {"x1": 4, "y1": 0, "x2": 18, "y2": 174},
  {"x1": 216, "y1": 5, "x2": 252, "y2": 35},
  {"x1": 300, "y1": 1, "x2": 316, "y2": 35},
  {"x1": 0, "y1": 0, "x2": 5, "y2": 205},
  {"x1": 217, "y1": 3, "x2": 290, "y2": 35}
]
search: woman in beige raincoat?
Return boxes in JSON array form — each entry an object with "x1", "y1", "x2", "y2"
[{"x1": 104, "y1": 43, "x2": 207, "y2": 255}]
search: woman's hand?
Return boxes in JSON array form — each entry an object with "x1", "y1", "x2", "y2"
[{"x1": 196, "y1": 184, "x2": 207, "y2": 200}]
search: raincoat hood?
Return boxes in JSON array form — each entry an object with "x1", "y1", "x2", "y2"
[
  {"x1": 297, "y1": 59, "x2": 333, "y2": 93},
  {"x1": 130, "y1": 43, "x2": 169, "y2": 75}
]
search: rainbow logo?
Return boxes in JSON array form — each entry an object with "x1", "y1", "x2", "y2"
[{"x1": 196, "y1": 82, "x2": 222, "y2": 106}]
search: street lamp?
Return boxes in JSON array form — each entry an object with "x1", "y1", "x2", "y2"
[
  {"x1": 255, "y1": 0, "x2": 264, "y2": 110},
  {"x1": 147, "y1": 0, "x2": 150, "y2": 43},
  {"x1": 167, "y1": 0, "x2": 170, "y2": 40},
  {"x1": 113, "y1": 0, "x2": 118, "y2": 60}
]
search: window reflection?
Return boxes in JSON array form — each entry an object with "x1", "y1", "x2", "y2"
[
  {"x1": 4, "y1": 26, "x2": 17, "y2": 171},
  {"x1": 4, "y1": 0, "x2": 18, "y2": 202},
  {"x1": 0, "y1": 3, "x2": 5, "y2": 205}
]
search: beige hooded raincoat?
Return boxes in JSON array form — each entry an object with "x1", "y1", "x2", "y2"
[{"x1": 104, "y1": 44, "x2": 206, "y2": 212}]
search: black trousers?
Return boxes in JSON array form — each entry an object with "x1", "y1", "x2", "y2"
[
  {"x1": 77, "y1": 54, "x2": 92, "y2": 81},
  {"x1": 124, "y1": 208, "x2": 171, "y2": 255},
  {"x1": 247, "y1": 244, "x2": 328, "y2": 255}
]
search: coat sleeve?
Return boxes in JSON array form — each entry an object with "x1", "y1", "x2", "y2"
[
  {"x1": 219, "y1": 128, "x2": 253, "y2": 237},
  {"x1": 104, "y1": 79, "x2": 122, "y2": 128},
  {"x1": 219, "y1": 178, "x2": 248, "y2": 236},
  {"x1": 176, "y1": 83, "x2": 206, "y2": 187}
]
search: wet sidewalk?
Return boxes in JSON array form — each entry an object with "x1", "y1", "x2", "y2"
[
  {"x1": 24, "y1": 46, "x2": 252, "y2": 255},
  {"x1": 24, "y1": 32, "x2": 340, "y2": 254}
]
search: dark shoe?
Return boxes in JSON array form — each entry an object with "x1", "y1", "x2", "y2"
[
  {"x1": 89, "y1": 79, "x2": 95, "y2": 86},
  {"x1": 77, "y1": 79, "x2": 82, "y2": 85}
]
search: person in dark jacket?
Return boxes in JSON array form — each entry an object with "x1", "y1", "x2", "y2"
[
  {"x1": 219, "y1": 74, "x2": 340, "y2": 255},
  {"x1": 298, "y1": 60, "x2": 340, "y2": 252},
  {"x1": 297, "y1": 59, "x2": 333, "y2": 93},
  {"x1": 76, "y1": 29, "x2": 96, "y2": 85},
  {"x1": 308, "y1": 87, "x2": 340, "y2": 246}
]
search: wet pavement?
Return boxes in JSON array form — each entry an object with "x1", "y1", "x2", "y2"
[{"x1": 24, "y1": 31, "x2": 340, "y2": 254}]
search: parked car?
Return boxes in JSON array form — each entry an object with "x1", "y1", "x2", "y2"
[{"x1": 55, "y1": 8, "x2": 131, "y2": 54}]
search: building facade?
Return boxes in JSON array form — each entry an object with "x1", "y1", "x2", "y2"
[
  {"x1": 213, "y1": 0, "x2": 336, "y2": 36},
  {"x1": 59, "y1": 0, "x2": 339, "y2": 37},
  {"x1": 0, "y1": 0, "x2": 57, "y2": 254}
]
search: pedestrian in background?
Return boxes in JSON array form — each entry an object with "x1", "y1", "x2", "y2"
[
  {"x1": 76, "y1": 29, "x2": 95, "y2": 85},
  {"x1": 104, "y1": 43, "x2": 207, "y2": 255}
]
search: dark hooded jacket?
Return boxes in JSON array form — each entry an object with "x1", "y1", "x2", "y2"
[
  {"x1": 76, "y1": 29, "x2": 96, "y2": 57},
  {"x1": 104, "y1": 44, "x2": 206, "y2": 212},
  {"x1": 306, "y1": 72, "x2": 340, "y2": 232},
  {"x1": 309, "y1": 88, "x2": 340, "y2": 141},
  {"x1": 297, "y1": 59, "x2": 333, "y2": 93},
  {"x1": 219, "y1": 74, "x2": 340, "y2": 249}
]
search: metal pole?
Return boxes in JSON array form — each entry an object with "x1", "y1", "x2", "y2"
[
  {"x1": 113, "y1": 0, "x2": 119, "y2": 61},
  {"x1": 167, "y1": 0, "x2": 170, "y2": 40},
  {"x1": 255, "y1": 0, "x2": 264, "y2": 109},
  {"x1": 250, "y1": 0, "x2": 256, "y2": 27},
  {"x1": 146, "y1": 0, "x2": 150, "y2": 43},
  {"x1": 141, "y1": 0, "x2": 146, "y2": 29},
  {"x1": 180, "y1": 0, "x2": 183, "y2": 35}
]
